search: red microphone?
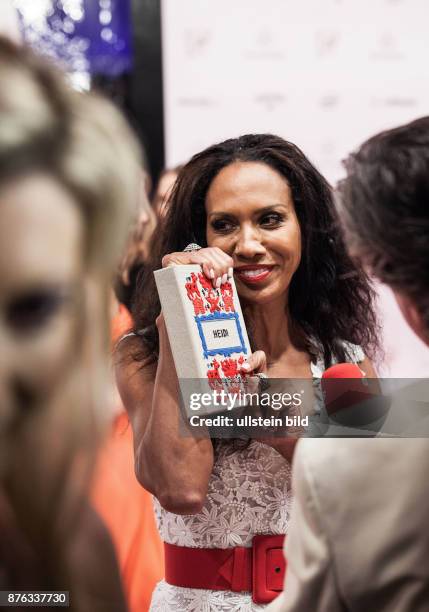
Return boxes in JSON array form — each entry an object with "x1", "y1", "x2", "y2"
[
  {"x1": 322, "y1": 362, "x2": 363, "y2": 379},
  {"x1": 322, "y1": 363, "x2": 367, "y2": 412},
  {"x1": 321, "y1": 363, "x2": 386, "y2": 431}
]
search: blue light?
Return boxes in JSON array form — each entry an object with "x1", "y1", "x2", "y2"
[{"x1": 15, "y1": 0, "x2": 132, "y2": 85}]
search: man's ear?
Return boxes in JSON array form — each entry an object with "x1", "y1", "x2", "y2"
[{"x1": 394, "y1": 290, "x2": 429, "y2": 347}]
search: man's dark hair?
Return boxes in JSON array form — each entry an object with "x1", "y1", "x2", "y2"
[{"x1": 338, "y1": 117, "x2": 429, "y2": 332}]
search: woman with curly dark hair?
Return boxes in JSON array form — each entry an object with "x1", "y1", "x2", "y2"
[{"x1": 116, "y1": 134, "x2": 380, "y2": 611}]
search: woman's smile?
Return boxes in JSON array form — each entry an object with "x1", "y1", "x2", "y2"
[{"x1": 234, "y1": 264, "x2": 275, "y2": 285}]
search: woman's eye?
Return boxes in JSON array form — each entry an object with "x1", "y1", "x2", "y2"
[
  {"x1": 6, "y1": 291, "x2": 68, "y2": 334},
  {"x1": 211, "y1": 219, "x2": 235, "y2": 233},
  {"x1": 260, "y1": 213, "x2": 284, "y2": 227}
]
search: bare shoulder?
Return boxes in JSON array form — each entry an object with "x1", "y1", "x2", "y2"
[
  {"x1": 359, "y1": 355, "x2": 378, "y2": 378},
  {"x1": 114, "y1": 334, "x2": 156, "y2": 384},
  {"x1": 359, "y1": 355, "x2": 382, "y2": 394}
]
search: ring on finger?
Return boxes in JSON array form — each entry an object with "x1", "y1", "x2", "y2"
[
  {"x1": 254, "y1": 372, "x2": 270, "y2": 392},
  {"x1": 183, "y1": 243, "x2": 202, "y2": 252}
]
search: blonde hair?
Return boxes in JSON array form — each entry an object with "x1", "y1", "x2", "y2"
[
  {"x1": 0, "y1": 36, "x2": 140, "y2": 593},
  {"x1": 0, "y1": 37, "x2": 140, "y2": 271}
]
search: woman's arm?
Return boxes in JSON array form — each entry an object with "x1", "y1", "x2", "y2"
[
  {"x1": 116, "y1": 320, "x2": 214, "y2": 515},
  {"x1": 116, "y1": 247, "x2": 234, "y2": 515}
]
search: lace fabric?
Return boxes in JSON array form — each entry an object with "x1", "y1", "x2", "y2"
[
  {"x1": 150, "y1": 342, "x2": 365, "y2": 611},
  {"x1": 150, "y1": 441, "x2": 290, "y2": 612}
]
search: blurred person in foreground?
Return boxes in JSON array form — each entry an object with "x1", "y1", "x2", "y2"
[
  {"x1": 112, "y1": 163, "x2": 179, "y2": 326},
  {"x1": 112, "y1": 171, "x2": 156, "y2": 336},
  {"x1": 0, "y1": 37, "x2": 140, "y2": 611},
  {"x1": 268, "y1": 117, "x2": 429, "y2": 612},
  {"x1": 92, "y1": 175, "x2": 164, "y2": 612}
]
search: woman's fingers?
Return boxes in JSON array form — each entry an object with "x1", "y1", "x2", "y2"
[
  {"x1": 195, "y1": 248, "x2": 232, "y2": 286},
  {"x1": 204, "y1": 248, "x2": 232, "y2": 285},
  {"x1": 199, "y1": 262, "x2": 212, "y2": 282},
  {"x1": 239, "y1": 350, "x2": 268, "y2": 394},
  {"x1": 240, "y1": 350, "x2": 267, "y2": 375},
  {"x1": 162, "y1": 248, "x2": 233, "y2": 287}
]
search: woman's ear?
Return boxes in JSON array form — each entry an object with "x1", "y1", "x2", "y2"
[{"x1": 394, "y1": 290, "x2": 429, "y2": 347}]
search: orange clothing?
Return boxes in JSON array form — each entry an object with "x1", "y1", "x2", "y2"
[
  {"x1": 92, "y1": 304, "x2": 163, "y2": 612},
  {"x1": 92, "y1": 412, "x2": 164, "y2": 612}
]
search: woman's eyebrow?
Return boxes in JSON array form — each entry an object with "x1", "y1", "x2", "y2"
[
  {"x1": 208, "y1": 203, "x2": 289, "y2": 219},
  {"x1": 207, "y1": 211, "x2": 237, "y2": 219},
  {"x1": 255, "y1": 204, "x2": 288, "y2": 214}
]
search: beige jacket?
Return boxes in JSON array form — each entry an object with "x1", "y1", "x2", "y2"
[{"x1": 268, "y1": 437, "x2": 429, "y2": 612}]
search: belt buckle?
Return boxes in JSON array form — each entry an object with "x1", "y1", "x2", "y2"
[{"x1": 252, "y1": 534, "x2": 286, "y2": 604}]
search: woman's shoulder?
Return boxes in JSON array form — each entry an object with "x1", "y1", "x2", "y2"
[{"x1": 114, "y1": 327, "x2": 157, "y2": 376}]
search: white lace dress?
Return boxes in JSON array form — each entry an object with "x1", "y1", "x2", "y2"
[{"x1": 149, "y1": 344, "x2": 364, "y2": 611}]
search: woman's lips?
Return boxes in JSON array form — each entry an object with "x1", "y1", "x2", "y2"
[{"x1": 234, "y1": 265, "x2": 274, "y2": 284}]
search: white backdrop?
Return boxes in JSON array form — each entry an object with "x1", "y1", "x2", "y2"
[
  {"x1": 162, "y1": 0, "x2": 429, "y2": 182},
  {"x1": 162, "y1": 0, "x2": 429, "y2": 375}
]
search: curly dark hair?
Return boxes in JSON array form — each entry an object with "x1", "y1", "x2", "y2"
[
  {"x1": 133, "y1": 134, "x2": 380, "y2": 366},
  {"x1": 338, "y1": 117, "x2": 429, "y2": 335}
]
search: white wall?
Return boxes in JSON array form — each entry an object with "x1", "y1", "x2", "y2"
[
  {"x1": 162, "y1": 0, "x2": 429, "y2": 181},
  {"x1": 161, "y1": 0, "x2": 429, "y2": 376},
  {"x1": 376, "y1": 285, "x2": 429, "y2": 376}
]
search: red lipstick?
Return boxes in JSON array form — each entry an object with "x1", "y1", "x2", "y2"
[{"x1": 234, "y1": 265, "x2": 274, "y2": 284}]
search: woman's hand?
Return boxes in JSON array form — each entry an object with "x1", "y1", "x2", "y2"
[
  {"x1": 239, "y1": 350, "x2": 267, "y2": 394},
  {"x1": 162, "y1": 247, "x2": 233, "y2": 288},
  {"x1": 239, "y1": 350, "x2": 267, "y2": 376},
  {"x1": 238, "y1": 351, "x2": 300, "y2": 462}
]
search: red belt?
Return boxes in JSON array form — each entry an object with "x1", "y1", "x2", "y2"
[{"x1": 164, "y1": 534, "x2": 286, "y2": 604}]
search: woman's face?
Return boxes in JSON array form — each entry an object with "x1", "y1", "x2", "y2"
[
  {"x1": 0, "y1": 173, "x2": 84, "y2": 427},
  {"x1": 205, "y1": 161, "x2": 302, "y2": 306}
]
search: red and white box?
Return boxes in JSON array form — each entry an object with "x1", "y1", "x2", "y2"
[{"x1": 154, "y1": 265, "x2": 251, "y2": 416}]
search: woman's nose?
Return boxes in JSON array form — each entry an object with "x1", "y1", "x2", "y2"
[{"x1": 234, "y1": 226, "x2": 266, "y2": 260}]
